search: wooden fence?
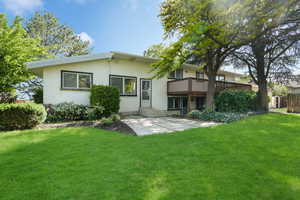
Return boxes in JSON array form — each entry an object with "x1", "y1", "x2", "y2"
[{"x1": 287, "y1": 94, "x2": 300, "y2": 113}]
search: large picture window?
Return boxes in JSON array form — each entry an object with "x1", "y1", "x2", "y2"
[
  {"x1": 110, "y1": 75, "x2": 137, "y2": 96},
  {"x1": 61, "y1": 71, "x2": 92, "y2": 90}
]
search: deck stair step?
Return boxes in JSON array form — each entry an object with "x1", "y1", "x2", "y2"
[{"x1": 139, "y1": 108, "x2": 180, "y2": 117}]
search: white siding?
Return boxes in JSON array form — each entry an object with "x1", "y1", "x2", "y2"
[
  {"x1": 43, "y1": 60, "x2": 110, "y2": 106},
  {"x1": 42, "y1": 59, "x2": 168, "y2": 113}
]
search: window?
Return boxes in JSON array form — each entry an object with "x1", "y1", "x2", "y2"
[
  {"x1": 110, "y1": 75, "x2": 137, "y2": 96},
  {"x1": 196, "y1": 71, "x2": 205, "y2": 79},
  {"x1": 62, "y1": 71, "x2": 92, "y2": 90},
  {"x1": 216, "y1": 75, "x2": 225, "y2": 81},
  {"x1": 168, "y1": 97, "x2": 187, "y2": 110},
  {"x1": 169, "y1": 69, "x2": 183, "y2": 79}
]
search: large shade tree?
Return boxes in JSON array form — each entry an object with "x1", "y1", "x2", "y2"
[
  {"x1": 0, "y1": 14, "x2": 46, "y2": 100},
  {"x1": 19, "y1": 12, "x2": 92, "y2": 99},
  {"x1": 152, "y1": 0, "x2": 255, "y2": 109},
  {"x1": 231, "y1": 0, "x2": 300, "y2": 111},
  {"x1": 25, "y1": 12, "x2": 91, "y2": 57}
]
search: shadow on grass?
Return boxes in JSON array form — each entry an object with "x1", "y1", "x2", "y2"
[{"x1": 1, "y1": 113, "x2": 300, "y2": 199}]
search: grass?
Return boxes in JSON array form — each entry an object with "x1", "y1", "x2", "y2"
[
  {"x1": 271, "y1": 107, "x2": 288, "y2": 113},
  {"x1": 1, "y1": 113, "x2": 300, "y2": 200}
]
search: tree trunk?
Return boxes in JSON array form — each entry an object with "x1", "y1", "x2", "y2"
[
  {"x1": 252, "y1": 39, "x2": 269, "y2": 112},
  {"x1": 257, "y1": 79, "x2": 269, "y2": 112},
  {"x1": 206, "y1": 71, "x2": 217, "y2": 110}
]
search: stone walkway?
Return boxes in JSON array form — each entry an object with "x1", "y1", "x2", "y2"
[{"x1": 122, "y1": 116, "x2": 219, "y2": 136}]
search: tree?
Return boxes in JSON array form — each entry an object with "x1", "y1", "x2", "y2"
[
  {"x1": 231, "y1": 0, "x2": 300, "y2": 111},
  {"x1": 21, "y1": 12, "x2": 92, "y2": 99},
  {"x1": 25, "y1": 12, "x2": 91, "y2": 57},
  {"x1": 0, "y1": 14, "x2": 46, "y2": 94},
  {"x1": 152, "y1": 0, "x2": 254, "y2": 109},
  {"x1": 270, "y1": 83, "x2": 288, "y2": 97},
  {"x1": 144, "y1": 43, "x2": 167, "y2": 58}
]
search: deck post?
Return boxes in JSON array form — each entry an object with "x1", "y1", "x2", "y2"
[{"x1": 187, "y1": 95, "x2": 192, "y2": 113}]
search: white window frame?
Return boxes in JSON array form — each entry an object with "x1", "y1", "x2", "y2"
[
  {"x1": 216, "y1": 75, "x2": 225, "y2": 81},
  {"x1": 110, "y1": 75, "x2": 137, "y2": 96},
  {"x1": 62, "y1": 71, "x2": 92, "y2": 90}
]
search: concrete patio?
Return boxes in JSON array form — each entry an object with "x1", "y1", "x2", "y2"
[{"x1": 122, "y1": 116, "x2": 219, "y2": 136}]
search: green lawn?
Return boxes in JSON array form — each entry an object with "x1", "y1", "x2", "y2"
[
  {"x1": 271, "y1": 107, "x2": 288, "y2": 113},
  {"x1": 1, "y1": 113, "x2": 300, "y2": 200}
]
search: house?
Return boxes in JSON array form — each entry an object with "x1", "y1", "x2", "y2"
[
  {"x1": 27, "y1": 51, "x2": 251, "y2": 115},
  {"x1": 287, "y1": 77, "x2": 300, "y2": 112}
]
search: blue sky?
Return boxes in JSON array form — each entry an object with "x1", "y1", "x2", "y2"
[{"x1": 0, "y1": 0, "x2": 164, "y2": 55}]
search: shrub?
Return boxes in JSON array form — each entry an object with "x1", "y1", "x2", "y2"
[
  {"x1": 188, "y1": 110, "x2": 246, "y2": 123},
  {"x1": 110, "y1": 114, "x2": 121, "y2": 121},
  {"x1": 88, "y1": 104, "x2": 105, "y2": 120},
  {"x1": 215, "y1": 90, "x2": 257, "y2": 113},
  {"x1": 32, "y1": 88, "x2": 43, "y2": 104},
  {"x1": 90, "y1": 85, "x2": 120, "y2": 117},
  {"x1": 0, "y1": 103, "x2": 47, "y2": 131},
  {"x1": 0, "y1": 88, "x2": 16, "y2": 104},
  {"x1": 46, "y1": 102, "x2": 89, "y2": 123}
]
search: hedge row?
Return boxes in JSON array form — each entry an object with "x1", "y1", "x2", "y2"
[{"x1": 215, "y1": 90, "x2": 257, "y2": 113}]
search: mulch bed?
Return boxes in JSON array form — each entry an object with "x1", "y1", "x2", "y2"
[{"x1": 36, "y1": 120, "x2": 136, "y2": 135}]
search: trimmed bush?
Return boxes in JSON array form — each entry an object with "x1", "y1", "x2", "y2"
[
  {"x1": 0, "y1": 103, "x2": 47, "y2": 131},
  {"x1": 215, "y1": 90, "x2": 257, "y2": 113},
  {"x1": 46, "y1": 102, "x2": 89, "y2": 123},
  {"x1": 188, "y1": 110, "x2": 246, "y2": 123},
  {"x1": 90, "y1": 85, "x2": 120, "y2": 117},
  {"x1": 32, "y1": 88, "x2": 43, "y2": 104}
]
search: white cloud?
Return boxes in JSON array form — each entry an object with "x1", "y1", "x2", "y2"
[
  {"x1": 78, "y1": 32, "x2": 94, "y2": 45},
  {"x1": 3, "y1": 0, "x2": 43, "y2": 15}
]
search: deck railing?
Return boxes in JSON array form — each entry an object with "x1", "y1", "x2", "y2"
[{"x1": 167, "y1": 77, "x2": 252, "y2": 95}]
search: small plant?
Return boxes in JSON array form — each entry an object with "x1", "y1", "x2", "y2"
[
  {"x1": 0, "y1": 103, "x2": 47, "y2": 131},
  {"x1": 110, "y1": 114, "x2": 121, "y2": 121},
  {"x1": 88, "y1": 104, "x2": 105, "y2": 120},
  {"x1": 101, "y1": 117, "x2": 113, "y2": 125}
]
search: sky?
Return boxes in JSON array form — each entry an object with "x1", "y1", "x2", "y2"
[{"x1": 0, "y1": 0, "x2": 164, "y2": 55}]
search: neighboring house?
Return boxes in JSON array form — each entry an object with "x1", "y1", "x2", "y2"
[
  {"x1": 287, "y1": 77, "x2": 300, "y2": 112},
  {"x1": 287, "y1": 78, "x2": 300, "y2": 94},
  {"x1": 27, "y1": 51, "x2": 251, "y2": 115}
]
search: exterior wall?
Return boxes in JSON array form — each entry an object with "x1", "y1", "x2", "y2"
[
  {"x1": 183, "y1": 68, "x2": 238, "y2": 82},
  {"x1": 42, "y1": 59, "x2": 168, "y2": 113},
  {"x1": 109, "y1": 59, "x2": 168, "y2": 112},
  {"x1": 42, "y1": 58, "x2": 245, "y2": 113},
  {"x1": 289, "y1": 88, "x2": 300, "y2": 94},
  {"x1": 43, "y1": 60, "x2": 110, "y2": 106}
]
